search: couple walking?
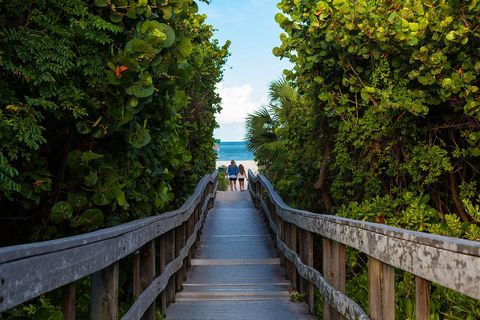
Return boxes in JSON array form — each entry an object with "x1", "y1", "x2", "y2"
[{"x1": 226, "y1": 160, "x2": 246, "y2": 191}]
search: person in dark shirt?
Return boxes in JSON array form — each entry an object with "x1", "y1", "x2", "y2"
[{"x1": 226, "y1": 160, "x2": 239, "y2": 191}]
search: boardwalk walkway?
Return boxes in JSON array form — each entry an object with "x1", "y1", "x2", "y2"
[{"x1": 166, "y1": 191, "x2": 315, "y2": 319}]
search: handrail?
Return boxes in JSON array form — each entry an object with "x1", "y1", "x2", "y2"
[
  {"x1": 248, "y1": 169, "x2": 480, "y2": 320},
  {"x1": 0, "y1": 171, "x2": 218, "y2": 319}
]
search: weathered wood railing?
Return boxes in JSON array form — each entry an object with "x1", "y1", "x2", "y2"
[
  {"x1": 248, "y1": 170, "x2": 480, "y2": 320},
  {"x1": 0, "y1": 172, "x2": 218, "y2": 319}
]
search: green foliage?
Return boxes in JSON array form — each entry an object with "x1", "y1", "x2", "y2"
[
  {"x1": 247, "y1": 0, "x2": 480, "y2": 317},
  {"x1": 0, "y1": 0, "x2": 228, "y2": 317}
]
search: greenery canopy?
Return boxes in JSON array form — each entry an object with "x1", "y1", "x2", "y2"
[
  {"x1": 1, "y1": 0, "x2": 229, "y2": 317},
  {"x1": 0, "y1": 0, "x2": 229, "y2": 244},
  {"x1": 247, "y1": 0, "x2": 480, "y2": 318}
]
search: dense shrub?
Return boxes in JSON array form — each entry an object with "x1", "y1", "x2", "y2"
[
  {"x1": 0, "y1": 0, "x2": 228, "y2": 317},
  {"x1": 247, "y1": 0, "x2": 480, "y2": 318},
  {"x1": 0, "y1": 0, "x2": 229, "y2": 245}
]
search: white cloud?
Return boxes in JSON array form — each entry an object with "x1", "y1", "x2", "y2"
[{"x1": 216, "y1": 83, "x2": 267, "y2": 125}]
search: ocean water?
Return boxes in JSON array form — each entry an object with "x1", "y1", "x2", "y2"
[{"x1": 218, "y1": 141, "x2": 254, "y2": 161}]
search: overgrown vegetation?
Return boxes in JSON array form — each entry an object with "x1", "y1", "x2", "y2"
[
  {"x1": 247, "y1": 0, "x2": 480, "y2": 318},
  {"x1": 0, "y1": 0, "x2": 228, "y2": 317}
]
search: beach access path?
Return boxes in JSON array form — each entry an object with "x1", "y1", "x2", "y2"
[{"x1": 165, "y1": 190, "x2": 314, "y2": 319}]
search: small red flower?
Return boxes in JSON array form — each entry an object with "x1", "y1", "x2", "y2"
[{"x1": 115, "y1": 65, "x2": 129, "y2": 78}]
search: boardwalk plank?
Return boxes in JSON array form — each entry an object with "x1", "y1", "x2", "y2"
[{"x1": 166, "y1": 191, "x2": 314, "y2": 319}]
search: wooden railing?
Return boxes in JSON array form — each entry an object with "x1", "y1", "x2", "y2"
[
  {"x1": 0, "y1": 172, "x2": 218, "y2": 319},
  {"x1": 248, "y1": 170, "x2": 480, "y2": 320}
]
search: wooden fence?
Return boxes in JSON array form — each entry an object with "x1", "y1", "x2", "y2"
[
  {"x1": 0, "y1": 172, "x2": 218, "y2": 319},
  {"x1": 248, "y1": 170, "x2": 480, "y2": 320}
]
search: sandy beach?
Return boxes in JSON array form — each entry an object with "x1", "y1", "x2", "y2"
[{"x1": 216, "y1": 160, "x2": 258, "y2": 174}]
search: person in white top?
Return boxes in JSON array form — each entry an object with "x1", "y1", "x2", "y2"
[{"x1": 237, "y1": 164, "x2": 247, "y2": 191}]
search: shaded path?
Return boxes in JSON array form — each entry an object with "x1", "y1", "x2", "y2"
[{"x1": 166, "y1": 191, "x2": 315, "y2": 319}]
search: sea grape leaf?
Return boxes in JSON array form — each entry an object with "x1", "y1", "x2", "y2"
[
  {"x1": 68, "y1": 192, "x2": 88, "y2": 208},
  {"x1": 128, "y1": 126, "x2": 151, "y2": 148},
  {"x1": 125, "y1": 39, "x2": 155, "y2": 54},
  {"x1": 84, "y1": 171, "x2": 98, "y2": 187},
  {"x1": 161, "y1": 6, "x2": 173, "y2": 19},
  {"x1": 81, "y1": 151, "x2": 103, "y2": 163},
  {"x1": 72, "y1": 209, "x2": 104, "y2": 227},
  {"x1": 94, "y1": 0, "x2": 109, "y2": 7},
  {"x1": 178, "y1": 37, "x2": 193, "y2": 57},
  {"x1": 51, "y1": 201, "x2": 73, "y2": 223},
  {"x1": 92, "y1": 192, "x2": 112, "y2": 206},
  {"x1": 76, "y1": 121, "x2": 91, "y2": 134},
  {"x1": 172, "y1": 90, "x2": 189, "y2": 110},
  {"x1": 159, "y1": 23, "x2": 175, "y2": 47},
  {"x1": 126, "y1": 82, "x2": 155, "y2": 97}
]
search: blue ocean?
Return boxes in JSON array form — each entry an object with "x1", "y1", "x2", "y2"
[{"x1": 218, "y1": 141, "x2": 254, "y2": 161}]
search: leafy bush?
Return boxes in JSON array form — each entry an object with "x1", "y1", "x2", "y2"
[
  {"x1": 247, "y1": 0, "x2": 480, "y2": 317},
  {"x1": 0, "y1": 0, "x2": 229, "y2": 244},
  {"x1": 0, "y1": 0, "x2": 228, "y2": 317}
]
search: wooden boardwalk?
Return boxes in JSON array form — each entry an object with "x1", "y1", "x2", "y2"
[{"x1": 166, "y1": 191, "x2": 315, "y2": 319}]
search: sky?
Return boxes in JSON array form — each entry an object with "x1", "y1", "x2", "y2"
[{"x1": 197, "y1": 0, "x2": 291, "y2": 142}]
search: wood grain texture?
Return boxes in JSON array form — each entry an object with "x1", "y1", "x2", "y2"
[
  {"x1": 122, "y1": 194, "x2": 212, "y2": 320},
  {"x1": 368, "y1": 257, "x2": 395, "y2": 320},
  {"x1": 257, "y1": 197, "x2": 369, "y2": 320},
  {"x1": 323, "y1": 238, "x2": 346, "y2": 320},
  {"x1": 415, "y1": 276, "x2": 429, "y2": 320},
  {"x1": 158, "y1": 235, "x2": 167, "y2": 316},
  {"x1": 62, "y1": 283, "x2": 76, "y2": 320},
  {"x1": 90, "y1": 262, "x2": 119, "y2": 320},
  {"x1": 166, "y1": 191, "x2": 315, "y2": 320},
  {"x1": 248, "y1": 170, "x2": 480, "y2": 301},
  {"x1": 133, "y1": 253, "x2": 141, "y2": 299},
  {"x1": 140, "y1": 241, "x2": 155, "y2": 320}
]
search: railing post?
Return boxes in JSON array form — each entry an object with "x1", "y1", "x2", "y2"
[
  {"x1": 305, "y1": 231, "x2": 314, "y2": 314},
  {"x1": 278, "y1": 211, "x2": 286, "y2": 269},
  {"x1": 285, "y1": 222, "x2": 292, "y2": 281},
  {"x1": 132, "y1": 253, "x2": 141, "y2": 298},
  {"x1": 323, "y1": 238, "x2": 346, "y2": 320},
  {"x1": 176, "y1": 223, "x2": 186, "y2": 291},
  {"x1": 187, "y1": 213, "x2": 194, "y2": 268},
  {"x1": 63, "y1": 283, "x2": 76, "y2": 320},
  {"x1": 194, "y1": 206, "x2": 200, "y2": 249},
  {"x1": 166, "y1": 229, "x2": 176, "y2": 304},
  {"x1": 90, "y1": 262, "x2": 119, "y2": 320},
  {"x1": 416, "y1": 276, "x2": 430, "y2": 320},
  {"x1": 368, "y1": 257, "x2": 395, "y2": 320},
  {"x1": 208, "y1": 182, "x2": 214, "y2": 209},
  {"x1": 141, "y1": 240, "x2": 156, "y2": 320},
  {"x1": 290, "y1": 223, "x2": 299, "y2": 291},
  {"x1": 159, "y1": 235, "x2": 167, "y2": 316},
  {"x1": 253, "y1": 179, "x2": 259, "y2": 208}
]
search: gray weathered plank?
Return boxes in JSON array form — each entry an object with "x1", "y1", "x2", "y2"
[{"x1": 166, "y1": 191, "x2": 315, "y2": 320}]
